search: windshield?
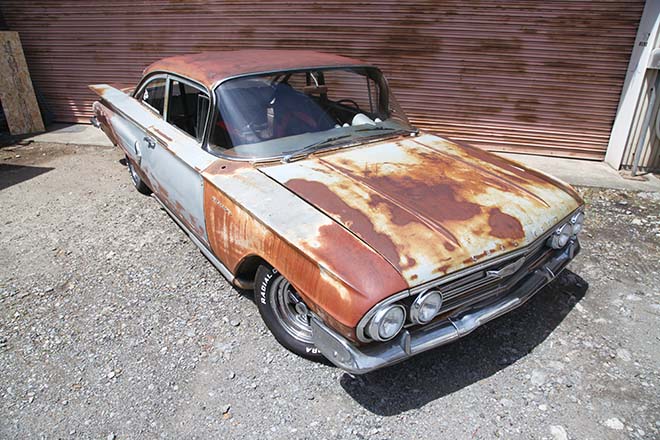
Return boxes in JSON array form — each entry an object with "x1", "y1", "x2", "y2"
[{"x1": 208, "y1": 67, "x2": 414, "y2": 160}]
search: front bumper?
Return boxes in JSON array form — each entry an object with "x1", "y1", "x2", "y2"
[{"x1": 311, "y1": 240, "x2": 580, "y2": 374}]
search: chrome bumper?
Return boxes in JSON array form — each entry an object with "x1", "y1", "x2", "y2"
[{"x1": 311, "y1": 240, "x2": 580, "y2": 375}]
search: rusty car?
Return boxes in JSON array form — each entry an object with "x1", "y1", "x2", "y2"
[{"x1": 90, "y1": 50, "x2": 584, "y2": 374}]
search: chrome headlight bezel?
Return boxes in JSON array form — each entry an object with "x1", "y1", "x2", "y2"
[
  {"x1": 570, "y1": 211, "x2": 585, "y2": 236},
  {"x1": 410, "y1": 289, "x2": 443, "y2": 324},
  {"x1": 366, "y1": 304, "x2": 406, "y2": 342},
  {"x1": 547, "y1": 223, "x2": 571, "y2": 249}
]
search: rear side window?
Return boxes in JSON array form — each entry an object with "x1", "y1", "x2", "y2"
[
  {"x1": 167, "y1": 80, "x2": 210, "y2": 142},
  {"x1": 141, "y1": 78, "x2": 166, "y2": 116}
]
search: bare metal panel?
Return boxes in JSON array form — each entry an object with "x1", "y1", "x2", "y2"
[{"x1": 1, "y1": 0, "x2": 644, "y2": 159}]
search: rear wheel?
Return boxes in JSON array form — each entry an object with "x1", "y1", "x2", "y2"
[
  {"x1": 126, "y1": 156, "x2": 151, "y2": 195},
  {"x1": 255, "y1": 265, "x2": 324, "y2": 361}
]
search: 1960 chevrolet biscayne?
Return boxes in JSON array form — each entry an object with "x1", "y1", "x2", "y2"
[{"x1": 90, "y1": 50, "x2": 584, "y2": 374}]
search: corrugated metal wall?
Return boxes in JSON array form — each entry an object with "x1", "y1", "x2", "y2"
[{"x1": 0, "y1": 1, "x2": 644, "y2": 159}]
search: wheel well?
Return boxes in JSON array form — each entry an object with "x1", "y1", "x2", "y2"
[{"x1": 233, "y1": 255, "x2": 270, "y2": 289}]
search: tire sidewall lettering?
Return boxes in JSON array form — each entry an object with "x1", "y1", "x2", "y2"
[
  {"x1": 256, "y1": 265, "x2": 323, "y2": 360},
  {"x1": 259, "y1": 271, "x2": 273, "y2": 305}
]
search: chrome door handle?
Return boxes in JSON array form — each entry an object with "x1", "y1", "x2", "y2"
[
  {"x1": 133, "y1": 140, "x2": 142, "y2": 165},
  {"x1": 143, "y1": 136, "x2": 157, "y2": 149}
]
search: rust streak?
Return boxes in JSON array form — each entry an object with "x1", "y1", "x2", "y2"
[
  {"x1": 411, "y1": 138, "x2": 551, "y2": 208},
  {"x1": 286, "y1": 178, "x2": 410, "y2": 272},
  {"x1": 151, "y1": 127, "x2": 173, "y2": 142},
  {"x1": 488, "y1": 207, "x2": 524, "y2": 239},
  {"x1": 317, "y1": 156, "x2": 464, "y2": 248}
]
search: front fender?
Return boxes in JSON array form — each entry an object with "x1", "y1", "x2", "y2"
[{"x1": 202, "y1": 159, "x2": 408, "y2": 341}]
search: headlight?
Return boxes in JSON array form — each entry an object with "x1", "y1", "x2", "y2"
[
  {"x1": 570, "y1": 211, "x2": 585, "y2": 236},
  {"x1": 410, "y1": 289, "x2": 443, "y2": 324},
  {"x1": 547, "y1": 223, "x2": 571, "y2": 249},
  {"x1": 367, "y1": 304, "x2": 406, "y2": 341}
]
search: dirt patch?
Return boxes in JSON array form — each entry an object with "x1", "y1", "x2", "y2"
[{"x1": 1, "y1": 143, "x2": 658, "y2": 439}]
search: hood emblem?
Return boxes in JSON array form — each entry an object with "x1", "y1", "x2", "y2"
[{"x1": 486, "y1": 257, "x2": 526, "y2": 279}]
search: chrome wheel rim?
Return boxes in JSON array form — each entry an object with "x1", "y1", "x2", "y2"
[
  {"x1": 127, "y1": 160, "x2": 140, "y2": 187},
  {"x1": 270, "y1": 276, "x2": 314, "y2": 344}
]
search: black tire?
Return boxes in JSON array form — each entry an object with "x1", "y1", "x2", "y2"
[
  {"x1": 126, "y1": 156, "x2": 152, "y2": 195},
  {"x1": 255, "y1": 264, "x2": 324, "y2": 361}
]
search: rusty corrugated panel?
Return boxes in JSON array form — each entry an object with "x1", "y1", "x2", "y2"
[{"x1": 0, "y1": 0, "x2": 644, "y2": 159}]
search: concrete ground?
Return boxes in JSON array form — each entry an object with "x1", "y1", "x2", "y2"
[
  {"x1": 500, "y1": 152, "x2": 660, "y2": 193},
  {"x1": 0, "y1": 141, "x2": 659, "y2": 440},
  {"x1": 20, "y1": 123, "x2": 114, "y2": 148}
]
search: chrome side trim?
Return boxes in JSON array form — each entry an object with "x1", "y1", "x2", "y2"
[
  {"x1": 314, "y1": 240, "x2": 580, "y2": 374},
  {"x1": 151, "y1": 194, "x2": 236, "y2": 284}
]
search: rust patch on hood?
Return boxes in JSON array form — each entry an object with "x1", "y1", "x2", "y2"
[
  {"x1": 260, "y1": 133, "x2": 582, "y2": 286},
  {"x1": 286, "y1": 178, "x2": 407, "y2": 271},
  {"x1": 488, "y1": 207, "x2": 524, "y2": 239}
]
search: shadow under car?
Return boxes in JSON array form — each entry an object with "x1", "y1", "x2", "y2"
[{"x1": 339, "y1": 269, "x2": 588, "y2": 416}]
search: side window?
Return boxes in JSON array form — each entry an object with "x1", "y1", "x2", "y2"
[
  {"x1": 167, "y1": 79, "x2": 210, "y2": 142},
  {"x1": 140, "y1": 78, "x2": 166, "y2": 116}
]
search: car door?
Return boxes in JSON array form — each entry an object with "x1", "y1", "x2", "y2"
[
  {"x1": 92, "y1": 75, "x2": 216, "y2": 246},
  {"x1": 92, "y1": 77, "x2": 167, "y2": 179},
  {"x1": 136, "y1": 74, "x2": 216, "y2": 245}
]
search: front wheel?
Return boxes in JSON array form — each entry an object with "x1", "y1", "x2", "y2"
[{"x1": 254, "y1": 265, "x2": 324, "y2": 361}]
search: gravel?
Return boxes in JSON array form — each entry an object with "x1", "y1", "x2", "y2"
[{"x1": 1, "y1": 142, "x2": 659, "y2": 439}]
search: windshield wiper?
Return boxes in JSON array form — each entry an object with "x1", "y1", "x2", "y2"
[
  {"x1": 355, "y1": 126, "x2": 397, "y2": 132},
  {"x1": 356, "y1": 126, "x2": 419, "y2": 135},
  {"x1": 281, "y1": 134, "x2": 351, "y2": 163}
]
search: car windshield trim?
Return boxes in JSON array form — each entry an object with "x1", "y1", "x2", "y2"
[
  {"x1": 281, "y1": 134, "x2": 352, "y2": 163},
  {"x1": 282, "y1": 129, "x2": 416, "y2": 163},
  {"x1": 206, "y1": 66, "x2": 415, "y2": 161},
  {"x1": 212, "y1": 125, "x2": 413, "y2": 163}
]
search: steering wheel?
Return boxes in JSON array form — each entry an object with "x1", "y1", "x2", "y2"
[{"x1": 336, "y1": 99, "x2": 361, "y2": 111}]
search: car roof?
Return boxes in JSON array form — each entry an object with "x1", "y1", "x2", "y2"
[{"x1": 143, "y1": 50, "x2": 372, "y2": 89}]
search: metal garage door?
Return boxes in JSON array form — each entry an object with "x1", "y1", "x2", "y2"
[{"x1": 1, "y1": 1, "x2": 644, "y2": 159}]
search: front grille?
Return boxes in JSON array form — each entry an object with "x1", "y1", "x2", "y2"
[{"x1": 414, "y1": 240, "x2": 554, "y2": 320}]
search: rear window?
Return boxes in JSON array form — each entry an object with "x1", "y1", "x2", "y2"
[
  {"x1": 167, "y1": 80, "x2": 210, "y2": 142},
  {"x1": 140, "y1": 78, "x2": 166, "y2": 116}
]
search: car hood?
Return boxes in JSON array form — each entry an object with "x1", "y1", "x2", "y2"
[{"x1": 259, "y1": 133, "x2": 582, "y2": 287}]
